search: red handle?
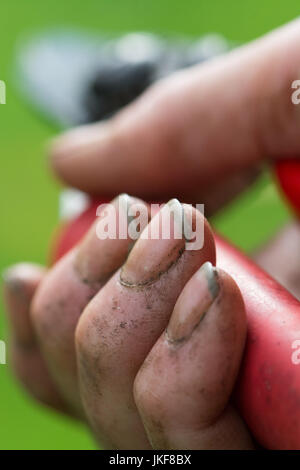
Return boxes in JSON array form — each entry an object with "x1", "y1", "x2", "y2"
[
  {"x1": 275, "y1": 159, "x2": 300, "y2": 217},
  {"x1": 216, "y1": 234, "x2": 300, "y2": 449}
]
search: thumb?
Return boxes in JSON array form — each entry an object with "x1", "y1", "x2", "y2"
[{"x1": 51, "y1": 20, "x2": 300, "y2": 200}]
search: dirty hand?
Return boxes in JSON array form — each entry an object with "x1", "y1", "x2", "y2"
[
  {"x1": 3, "y1": 198, "x2": 253, "y2": 449},
  {"x1": 5, "y1": 19, "x2": 300, "y2": 450}
]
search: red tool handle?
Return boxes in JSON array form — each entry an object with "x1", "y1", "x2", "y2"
[
  {"x1": 216, "y1": 234, "x2": 300, "y2": 449},
  {"x1": 275, "y1": 159, "x2": 300, "y2": 217}
]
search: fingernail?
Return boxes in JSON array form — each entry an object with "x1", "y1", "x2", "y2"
[
  {"x1": 2, "y1": 264, "x2": 45, "y2": 346},
  {"x1": 166, "y1": 261, "x2": 220, "y2": 343},
  {"x1": 74, "y1": 194, "x2": 140, "y2": 283},
  {"x1": 3, "y1": 264, "x2": 33, "y2": 295},
  {"x1": 120, "y1": 199, "x2": 185, "y2": 286},
  {"x1": 2, "y1": 266, "x2": 21, "y2": 293},
  {"x1": 2, "y1": 264, "x2": 45, "y2": 302},
  {"x1": 117, "y1": 193, "x2": 137, "y2": 226}
]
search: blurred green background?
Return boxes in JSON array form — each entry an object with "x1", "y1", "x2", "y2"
[{"x1": 0, "y1": 0, "x2": 297, "y2": 450}]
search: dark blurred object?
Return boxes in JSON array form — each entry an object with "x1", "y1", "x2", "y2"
[
  {"x1": 85, "y1": 62, "x2": 154, "y2": 121},
  {"x1": 16, "y1": 30, "x2": 232, "y2": 128}
]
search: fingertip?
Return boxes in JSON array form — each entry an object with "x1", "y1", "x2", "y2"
[
  {"x1": 216, "y1": 267, "x2": 247, "y2": 325},
  {"x1": 3, "y1": 263, "x2": 46, "y2": 344},
  {"x1": 50, "y1": 123, "x2": 101, "y2": 160},
  {"x1": 3, "y1": 263, "x2": 45, "y2": 297},
  {"x1": 48, "y1": 122, "x2": 113, "y2": 191}
]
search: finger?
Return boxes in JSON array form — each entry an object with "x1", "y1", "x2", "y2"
[
  {"x1": 254, "y1": 222, "x2": 300, "y2": 300},
  {"x1": 76, "y1": 200, "x2": 216, "y2": 449},
  {"x1": 32, "y1": 194, "x2": 146, "y2": 417},
  {"x1": 51, "y1": 20, "x2": 300, "y2": 200},
  {"x1": 134, "y1": 262, "x2": 253, "y2": 449},
  {"x1": 2, "y1": 263, "x2": 67, "y2": 413}
]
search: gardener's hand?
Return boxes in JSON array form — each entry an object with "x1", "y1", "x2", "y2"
[
  {"x1": 51, "y1": 20, "x2": 300, "y2": 215},
  {"x1": 6, "y1": 19, "x2": 300, "y2": 449},
  {"x1": 3, "y1": 198, "x2": 253, "y2": 449}
]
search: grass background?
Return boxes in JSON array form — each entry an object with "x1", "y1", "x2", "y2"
[{"x1": 0, "y1": 0, "x2": 297, "y2": 449}]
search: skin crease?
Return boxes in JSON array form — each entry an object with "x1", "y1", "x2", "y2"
[{"x1": 2, "y1": 19, "x2": 300, "y2": 449}]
